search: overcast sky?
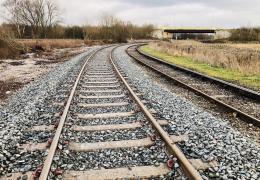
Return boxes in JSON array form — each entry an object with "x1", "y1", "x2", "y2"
[{"x1": 1, "y1": 0, "x2": 260, "y2": 28}]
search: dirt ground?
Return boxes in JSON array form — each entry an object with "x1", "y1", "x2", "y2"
[{"x1": 0, "y1": 46, "x2": 90, "y2": 103}]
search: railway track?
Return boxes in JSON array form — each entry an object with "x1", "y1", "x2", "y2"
[
  {"x1": 0, "y1": 45, "x2": 221, "y2": 180},
  {"x1": 126, "y1": 45, "x2": 260, "y2": 127}
]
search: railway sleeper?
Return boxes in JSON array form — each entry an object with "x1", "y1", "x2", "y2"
[
  {"x1": 0, "y1": 160, "x2": 218, "y2": 180},
  {"x1": 79, "y1": 94, "x2": 125, "y2": 99},
  {"x1": 0, "y1": 164, "x2": 170, "y2": 180},
  {"x1": 83, "y1": 74, "x2": 115, "y2": 77},
  {"x1": 78, "y1": 102, "x2": 129, "y2": 108},
  {"x1": 27, "y1": 119, "x2": 169, "y2": 133},
  {"x1": 72, "y1": 120, "x2": 169, "y2": 132},
  {"x1": 81, "y1": 85, "x2": 120, "y2": 88},
  {"x1": 18, "y1": 134, "x2": 188, "y2": 152},
  {"x1": 86, "y1": 73, "x2": 114, "y2": 75},
  {"x1": 67, "y1": 135, "x2": 189, "y2": 152},
  {"x1": 77, "y1": 111, "x2": 135, "y2": 119},
  {"x1": 77, "y1": 109, "x2": 156, "y2": 119},
  {"x1": 79, "y1": 89, "x2": 122, "y2": 93},
  {"x1": 83, "y1": 81, "x2": 119, "y2": 84},
  {"x1": 63, "y1": 164, "x2": 171, "y2": 179}
]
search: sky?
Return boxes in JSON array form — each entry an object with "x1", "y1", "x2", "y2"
[{"x1": 1, "y1": 0, "x2": 260, "y2": 28}]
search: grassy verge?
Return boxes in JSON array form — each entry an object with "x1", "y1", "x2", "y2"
[{"x1": 140, "y1": 45, "x2": 260, "y2": 91}]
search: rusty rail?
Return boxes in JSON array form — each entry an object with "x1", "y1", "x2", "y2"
[
  {"x1": 39, "y1": 46, "x2": 110, "y2": 180},
  {"x1": 137, "y1": 45, "x2": 260, "y2": 101},
  {"x1": 39, "y1": 44, "x2": 201, "y2": 179},
  {"x1": 110, "y1": 46, "x2": 202, "y2": 180},
  {"x1": 126, "y1": 45, "x2": 260, "y2": 127}
]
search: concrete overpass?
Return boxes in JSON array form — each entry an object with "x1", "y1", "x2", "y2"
[
  {"x1": 164, "y1": 29, "x2": 216, "y2": 34},
  {"x1": 152, "y1": 28, "x2": 231, "y2": 40}
]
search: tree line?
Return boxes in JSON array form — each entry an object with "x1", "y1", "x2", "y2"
[
  {"x1": 229, "y1": 27, "x2": 260, "y2": 42},
  {"x1": 1, "y1": 0, "x2": 154, "y2": 42}
]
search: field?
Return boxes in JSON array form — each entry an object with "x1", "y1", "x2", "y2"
[
  {"x1": 227, "y1": 43, "x2": 260, "y2": 51},
  {"x1": 17, "y1": 39, "x2": 105, "y2": 50},
  {"x1": 0, "y1": 38, "x2": 105, "y2": 59},
  {"x1": 141, "y1": 41, "x2": 260, "y2": 90},
  {"x1": 18, "y1": 39, "x2": 85, "y2": 50}
]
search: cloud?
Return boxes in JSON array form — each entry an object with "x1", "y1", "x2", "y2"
[
  {"x1": 1, "y1": 0, "x2": 260, "y2": 28},
  {"x1": 117, "y1": 2, "x2": 260, "y2": 28},
  {"x1": 0, "y1": 4, "x2": 5, "y2": 24},
  {"x1": 56, "y1": 0, "x2": 260, "y2": 28},
  {"x1": 56, "y1": 0, "x2": 131, "y2": 25}
]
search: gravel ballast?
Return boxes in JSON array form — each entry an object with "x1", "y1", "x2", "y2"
[
  {"x1": 1, "y1": 44, "x2": 259, "y2": 179},
  {"x1": 0, "y1": 46, "x2": 98, "y2": 175},
  {"x1": 50, "y1": 47, "x2": 182, "y2": 179},
  {"x1": 114, "y1": 45, "x2": 260, "y2": 180}
]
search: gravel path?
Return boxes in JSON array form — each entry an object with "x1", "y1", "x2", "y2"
[
  {"x1": 0, "y1": 46, "x2": 98, "y2": 175},
  {"x1": 114, "y1": 45, "x2": 260, "y2": 180}
]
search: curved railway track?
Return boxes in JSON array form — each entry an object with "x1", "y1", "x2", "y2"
[
  {"x1": 1, "y1": 45, "x2": 222, "y2": 180},
  {"x1": 126, "y1": 45, "x2": 260, "y2": 127}
]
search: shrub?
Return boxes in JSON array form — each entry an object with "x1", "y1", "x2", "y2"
[
  {"x1": 230, "y1": 27, "x2": 260, "y2": 42},
  {"x1": 0, "y1": 27, "x2": 24, "y2": 59},
  {"x1": 18, "y1": 39, "x2": 85, "y2": 51}
]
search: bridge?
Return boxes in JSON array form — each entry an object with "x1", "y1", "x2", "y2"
[
  {"x1": 164, "y1": 29, "x2": 216, "y2": 34},
  {"x1": 152, "y1": 27, "x2": 231, "y2": 40}
]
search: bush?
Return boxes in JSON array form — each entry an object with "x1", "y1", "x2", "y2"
[
  {"x1": 0, "y1": 27, "x2": 24, "y2": 59},
  {"x1": 230, "y1": 27, "x2": 260, "y2": 42},
  {"x1": 0, "y1": 39, "x2": 23, "y2": 59},
  {"x1": 65, "y1": 26, "x2": 85, "y2": 39},
  {"x1": 83, "y1": 16, "x2": 154, "y2": 43},
  {"x1": 18, "y1": 39, "x2": 85, "y2": 51}
]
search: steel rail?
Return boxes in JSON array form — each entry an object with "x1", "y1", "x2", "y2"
[
  {"x1": 39, "y1": 46, "x2": 112, "y2": 180},
  {"x1": 126, "y1": 45, "x2": 260, "y2": 127},
  {"x1": 137, "y1": 45, "x2": 260, "y2": 101},
  {"x1": 110, "y1": 46, "x2": 202, "y2": 180}
]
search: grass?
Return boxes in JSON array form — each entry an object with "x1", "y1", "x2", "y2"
[
  {"x1": 140, "y1": 45, "x2": 260, "y2": 91},
  {"x1": 227, "y1": 43, "x2": 260, "y2": 50},
  {"x1": 147, "y1": 41, "x2": 260, "y2": 76}
]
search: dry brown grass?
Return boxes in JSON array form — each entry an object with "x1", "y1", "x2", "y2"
[
  {"x1": 227, "y1": 43, "x2": 260, "y2": 50},
  {"x1": 0, "y1": 38, "x2": 106, "y2": 59},
  {"x1": 0, "y1": 27, "x2": 23, "y2": 59},
  {"x1": 149, "y1": 41, "x2": 260, "y2": 75},
  {"x1": 17, "y1": 39, "x2": 85, "y2": 51},
  {"x1": 0, "y1": 38, "x2": 23, "y2": 59}
]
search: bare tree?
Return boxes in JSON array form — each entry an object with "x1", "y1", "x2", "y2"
[
  {"x1": 2, "y1": 0, "x2": 24, "y2": 38},
  {"x1": 83, "y1": 14, "x2": 154, "y2": 42},
  {"x1": 3, "y1": 0, "x2": 59, "y2": 38}
]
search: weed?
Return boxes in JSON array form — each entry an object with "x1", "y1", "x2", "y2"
[
  {"x1": 148, "y1": 41, "x2": 260, "y2": 75},
  {"x1": 141, "y1": 44, "x2": 260, "y2": 90}
]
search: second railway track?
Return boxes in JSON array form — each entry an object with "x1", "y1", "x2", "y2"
[
  {"x1": 127, "y1": 45, "x2": 260, "y2": 127},
  {"x1": 1, "y1": 45, "x2": 222, "y2": 179}
]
